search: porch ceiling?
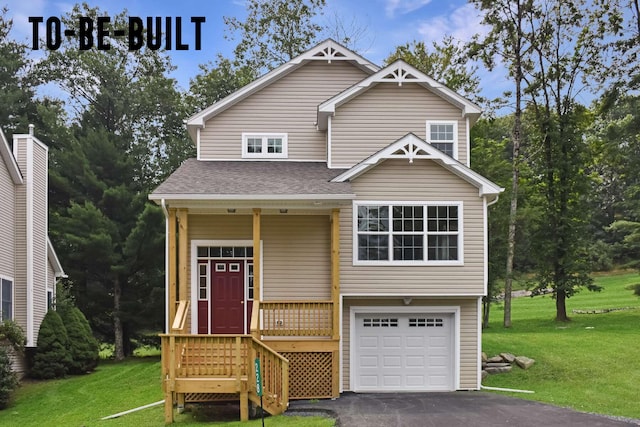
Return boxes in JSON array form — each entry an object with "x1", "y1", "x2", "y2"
[{"x1": 150, "y1": 159, "x2": 354, "y2": 207}]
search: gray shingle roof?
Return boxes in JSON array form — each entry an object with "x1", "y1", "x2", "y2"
[{"x1": 151, "y1": 159, "x2": 352, "y2": 198}]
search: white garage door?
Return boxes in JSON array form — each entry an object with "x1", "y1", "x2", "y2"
[{"x1": 354, "y1": 312, "x2": 454, "y2": 391}]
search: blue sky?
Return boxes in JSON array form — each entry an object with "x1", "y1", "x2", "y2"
[{"x1": 5, "y1": 0, "x2": 511, "y2": 103}]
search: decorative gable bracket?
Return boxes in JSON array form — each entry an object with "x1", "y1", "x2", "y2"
[
  {"x1": 380, "y1": 63, "x2": 422, "y2": 87},
  {"x1": 331, "y1": 133, "x2": 504, "y2": 199}
]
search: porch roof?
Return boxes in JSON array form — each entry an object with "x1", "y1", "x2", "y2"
[{"x1": 150, "y1": 159, "x2": 354, "y2": 201}]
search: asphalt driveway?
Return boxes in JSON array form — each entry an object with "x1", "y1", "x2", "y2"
[{"x1": 287, "y1": 392, "x2": 640, "y2": 427}]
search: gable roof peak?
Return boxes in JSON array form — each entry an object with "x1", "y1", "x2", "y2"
[
  {"x1": 185, "y1": 38, "x2": 379, "y2": 140},
  {"x1": 332, "y1": 133, "x2": 503, "y2": 198},
  {"x1": 317, "y1": 59, "x2": 482, "y2": 130},
  {"x1": 0, "y1": 127, "x2": 23, "y2": 184}
]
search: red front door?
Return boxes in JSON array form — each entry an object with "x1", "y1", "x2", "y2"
[{"x1": 211, "y1": 261, "x2": 245, "y2": 334}]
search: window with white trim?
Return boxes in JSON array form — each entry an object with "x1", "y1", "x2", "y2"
[
  {"x1": 198, "y1": 263, "x2": 209, "y2": 300},
  {"x1": 1, "y1": 278, "x2": 13, "y2": 321},
  {"x1": 355, "y1": 202, "x2": 462, "y2": 264},
  {"x1": 426, "y1": 121, "x2": 457, "y2": 158},
  {"x1": 242, "y1": 133, "x2": 288, "y2": 158}
]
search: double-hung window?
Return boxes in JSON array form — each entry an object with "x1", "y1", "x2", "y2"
[
  {"x1": 355, "y1": 202, "x2": 462, "y2": 265},
  {"x1": 1, "y1": 277, "x2": 13, "y2": 321},
  {"x1": 426, "y1": 121, "x2": 457, "y2": 158},
  {"x1": 242, "y1": 133, "x2": 288, "y2": 158}
]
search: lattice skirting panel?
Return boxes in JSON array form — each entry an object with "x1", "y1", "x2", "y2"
[
  {"x1": 184, "y1": 393, "x2": 237, "y2": 402},
  {"x1": 281, "y1": 352, "x2": 333, "y2": 399}
]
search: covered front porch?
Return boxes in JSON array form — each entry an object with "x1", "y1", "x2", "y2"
[{"x1": 160, "y1": 205, "x2": 344, "y2": 423}]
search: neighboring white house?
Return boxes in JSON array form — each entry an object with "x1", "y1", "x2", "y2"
[{"x1": 0, "y1": 125, "x2": 65, "y2": 374}]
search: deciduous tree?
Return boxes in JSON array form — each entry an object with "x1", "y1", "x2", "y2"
[{"x1": 224, "y1": 0, "x2": 326, "y2": 73}]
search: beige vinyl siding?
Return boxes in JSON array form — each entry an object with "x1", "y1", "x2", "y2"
[
  {"x1": 13, "y1": 139, "x2": 27, "y2": 332},
  {"x1": 262, "y1": 215, "x2": 330, "y2": 300},
  {"x1": 187, "y1": 214, "x2": 331, "y2": 303},
  {"x1": 199, "y1": 61, "x2": 368, "y2": 161},
  {"x1": 331, "y1": 83, "x2": 468, "y2": 167},
  {"x1": 31, "y1": 143, "x2": 48, "y2": 343},
  {"x1": 341, "y1": 297, "x2": 479, "y2": 391},
  {"x1": 0, "y1": 153, "x2": 15, "y2": 279},
  {"x1": 340, "y1": 159, "x2": 485, "y2": 295}
]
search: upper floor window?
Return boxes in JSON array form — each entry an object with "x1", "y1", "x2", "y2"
[
  {"x1": 426, "y1": 121, "x2": 457, "y2": 158},
  {"x1": 1, "y1": 277, "x2": 13, "y2": 321},
  {"x1": 242, "y1": 133, "x2": 288, "y2": 159},
  {"x1": 354, "y1": 202, "x2": 463, "y2": 265}
]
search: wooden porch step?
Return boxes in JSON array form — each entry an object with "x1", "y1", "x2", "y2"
[{"x1": 173, "y1": 377, "x2": 249, "y2": 394}]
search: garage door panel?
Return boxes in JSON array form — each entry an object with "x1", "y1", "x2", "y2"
[
  {"x1": 406, "y1": 355, "x2": 425, "y2": 367},
  {"x1": 360, "y1": 355, "x2": 379, "y2": 367},
  {"x1": 382, "y1": 336, "x2": 402, "y2": 348},
  {"x1": 359, "y1": 336, "x2": 379, "y2": 348},
  {"x1": 406, "y1": 375, "x2": 426, "y2": 386},
  {"x1": 406, "y1": 336, "x2": 425, "y2": 347},
  {"x1": 360, "y1": 375, "x2": 379, "y2": 387},
  {"x1": 383, "y1": 355, "x2": 402, "y2": 367},
  {"x1": 383, "y1": 375, "x2": 401, "y2": 387},
  {"x1": 355, "y1": 312, "x2": 454, "y2": 391}
]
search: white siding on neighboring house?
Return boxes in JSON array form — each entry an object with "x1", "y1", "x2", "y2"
[
  {"x1": 13, "y1": 139, "x2": 27, "y2": 337},
  {"x1": 340, "y1": 159, "x2": 485, "y2": 296},
  {"x1": 199, "y1": 61, "x2": 369, "y2": 161},
  {"x1": 330, "y1": 83, "x2": 468, "y2": 167},
  {"x1": 12, "y1": 134, "x2": 49, "y2": 346},
  {"x1": 0, "y1": 151, "x2": 15, "y2": 281},
  {"x1": 31, "y1": 142, "x2": 48, "y2": 344}
]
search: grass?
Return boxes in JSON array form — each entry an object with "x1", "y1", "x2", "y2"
[
  {"x1": 483, "y1": 271, "x2": 640, "y2": 419},
  {"x1": 0, "y1": 357, "x2": 333, "y2": 426},
  {"x1": 2, "y1": 272, "x2": 637, "y2": 425}
]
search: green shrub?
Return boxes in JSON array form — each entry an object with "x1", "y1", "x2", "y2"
[
  {"x1": 30, "y1": 311, "x2": 72, "y2": 379},
  {"x1": 0, "y1": 346, "x2": 18, "y2": 409},
  {"x1": 58, "y1": 305, "x2": 99, "y2": 374},
  {"x1": 0, "y1": 320, "x2": 26, "y2": 352}
]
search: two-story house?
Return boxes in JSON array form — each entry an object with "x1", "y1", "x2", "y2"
[
  {"x1": 0, "y1": 125, "x2": 66, "y2": 375},
  {"x1": 150, "y1": 39, "x2": 502, "y2": 423}
]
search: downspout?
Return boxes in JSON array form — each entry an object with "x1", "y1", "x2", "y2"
[
  {"x1": 160, "y1": 199, "x2": 169, "y2": 333},
  {"x1": 487, "y1": 194, "x2": 500, "y2": 207}
]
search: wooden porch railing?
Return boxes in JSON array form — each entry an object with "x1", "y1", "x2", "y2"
[
  {"x1": 256, "y1": 301, "x2": 334, "y2": 337},
  {"x1": 160, "y1": 333, "x2": 288, "y2": 422}
]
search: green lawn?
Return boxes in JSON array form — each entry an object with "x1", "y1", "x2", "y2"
[
  {"x1": 1, "y1": 272, "x2": 638, "y2": 425},
  {"x1": 0, "y1": 357, "x2": 333, "y2": 426},
  {"x1": 483, "y1": 271, "x2": 640, "y2": 419}
]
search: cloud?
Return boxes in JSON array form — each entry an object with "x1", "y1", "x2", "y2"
[
  {"x1": 416, "y1": 3, "x2": 489, "y2": 44},
  {"x1": 385, "y1": 0, "x2": 433, "y2": 19}
]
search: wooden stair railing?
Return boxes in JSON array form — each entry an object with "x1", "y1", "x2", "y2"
[
  {"x1": 161, "y1": 333, "x2": 289, "y2": 423},
  {"x1": 248, "y1": 337, "x2": 289, "y2": 416}
]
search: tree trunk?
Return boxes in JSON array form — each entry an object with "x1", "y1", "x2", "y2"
[
  {"x1": 482, "y1": 297, "x2": 491, "y2": 329},
  {"x1": 113, "y1": 277, "x2": 125, "y2": 361},
  {"x1": 555, "y1": 289, "x2": 569, "y2": 322},
  {"x1": 504, "y1": 0, "x2": 525, "y2": 329}
]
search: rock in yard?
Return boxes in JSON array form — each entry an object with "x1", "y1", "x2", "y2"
[
  {"x1": 487, "y1": 355, "x2": 504, "y2": 363},
  {"x1": 482, "y1": 352, "x2": 488, "y2": 362},
  {"x1": 485, "y1": 362, "x2": 511, "y2": 368},
  {"x1": 485, "y1": 366, "x2": 512, "y2": 374},
  {"x1": 500, "y1": 352, "x2": 516, "y2": 363},
  {"x1": 481, "y1": 370, "x2": 489, "y2": 380},
  {"x1": 515, "y1": 356, "x2": 535, "y2": 370}
]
